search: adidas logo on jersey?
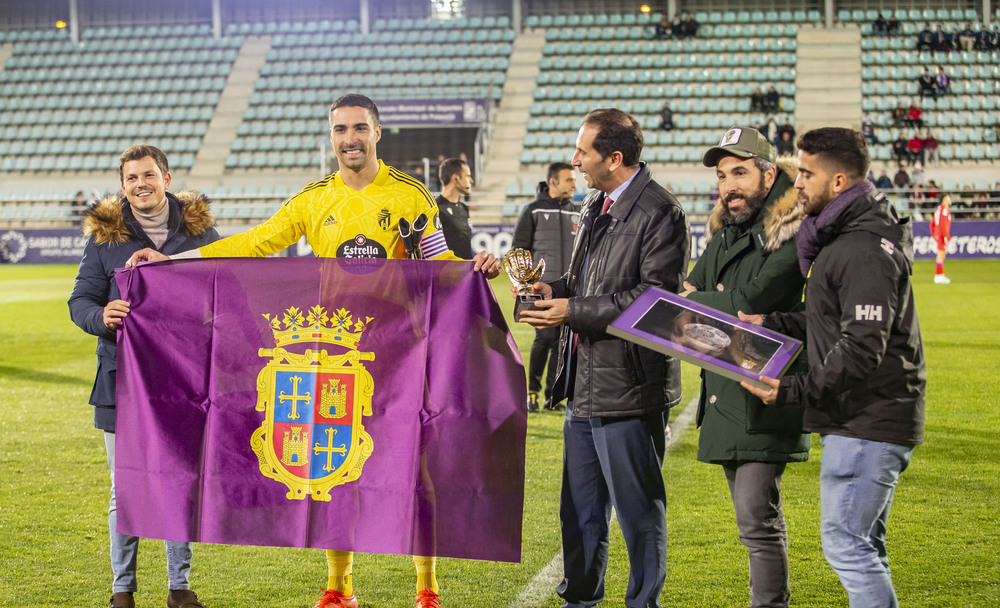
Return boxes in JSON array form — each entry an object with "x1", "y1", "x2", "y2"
[{"x1": 323, "y1": 215, "x2": 338, "y2": 226}]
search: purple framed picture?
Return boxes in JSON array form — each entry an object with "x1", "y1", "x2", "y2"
[{"x1": 607, "y1": 287, "x2": 803, "y2": 390}]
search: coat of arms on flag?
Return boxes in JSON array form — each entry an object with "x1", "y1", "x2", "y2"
[{"x1": 251, "y1": 305, "x2": 374, "y2": 501}]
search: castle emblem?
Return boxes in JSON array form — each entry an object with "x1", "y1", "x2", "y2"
[{"x1": 250, "y1": 305, "x2": 375, "y2": 501}]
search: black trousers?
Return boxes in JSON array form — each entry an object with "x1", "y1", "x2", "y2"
[{"x1": 527, "y1": 325, "x2": 560, "y2": 397}]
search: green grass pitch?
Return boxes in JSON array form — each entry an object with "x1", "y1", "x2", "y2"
[{"x1": 1, "y1": 260, "x2": 998, "y2": 607}]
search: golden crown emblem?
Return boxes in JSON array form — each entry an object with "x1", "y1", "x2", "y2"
[{"x1": 262, "y1": 306, "x2": 372, "y2": 350}]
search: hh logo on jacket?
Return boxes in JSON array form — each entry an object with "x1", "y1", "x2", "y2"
[{"x1": 856, "y1": 304, "x2": 883, "y2": 321}]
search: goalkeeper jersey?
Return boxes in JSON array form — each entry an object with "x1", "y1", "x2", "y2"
[{"x1": 199, "y1": 160, "x2": 456, "y2": 260}]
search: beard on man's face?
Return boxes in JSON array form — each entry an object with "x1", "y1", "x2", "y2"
[{"x1": 721, "y1": 174, "x2": 769, "y2": 226}]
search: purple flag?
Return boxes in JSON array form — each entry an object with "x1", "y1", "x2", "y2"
[{"x1": 114, "y1": 257, "x2": 526, "y2": 562}]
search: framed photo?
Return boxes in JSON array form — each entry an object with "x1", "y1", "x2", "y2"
[{"x1": 607, "y1": 287, "x2": 803, "y2": 390}]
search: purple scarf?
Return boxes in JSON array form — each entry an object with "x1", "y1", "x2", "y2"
[{"x1": 796, "y1": 180, "x2": 876, "y2": 277}]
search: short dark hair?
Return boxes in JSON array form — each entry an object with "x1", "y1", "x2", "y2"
[
  {"x1": 330, "y1": 93, "x2": 380, "y2": 124},
  {"x1": 795, "y1": 127, "x2": 870, "y2": 181},
  {"x1": 438, "y1": 158, "x2": 468, "y2": 185},
  {"x1": 119, "y1": 144, "x2": 168, "y2": 181},
  {"x1": 582, "y1": 108, "x2": 643, "y2": 167},
  {"x1": 547, "y1": 162, "x2": 573, "y2": 183}
]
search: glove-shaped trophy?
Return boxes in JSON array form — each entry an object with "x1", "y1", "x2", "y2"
[
  {"x1": 398, "y1": 214, "x2": 429, "y2": 259},
  {"x1": 502, "y1": 248, "x2": 546, "y2": 320}
]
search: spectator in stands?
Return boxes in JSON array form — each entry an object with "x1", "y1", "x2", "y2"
[
  {"x1": 126, "y1": 94, "x2": 501, "y2": 608},
  {"x1": 435, "y1": 157, "x2": 475, "y2": 260},
  {"x1": 765, "y1": 86, "x2": 781, "y2": 113},
  {"x1": 972, "y1": 184, "x2": 991, "y2": 219},
  {"x1": 922, "y1": 131, "x2": 940, "y2": 166},
  {"x1": 654, "y1": 14, "x2": 671, "y2": 39},
  {"x1": 778, "y1": 118, "x2": 795, "y2": 141},
  {"x1": 990, "y1": 24, "x2": 1000, "y2": 51},
  {"x1": 891, "y1": 102, "x2": 907, "y2": 128},
  {"x1": 681, "y1": 13, "x2": 700, "y2": 38},
  {"x1": 70, "y1": 144, "x2": 220, "y2": 608},
  {"x1": 410, "y1": 165, "x2": 427, "y2": 188},
  {"x1": 950, "y1": 187, "x2": 968, "y2": 216},
  {"x1": 932, "y1": 24, "x2": 950, "y2": 52},
  {"x1": 458, "y1": 151, "x2": 473, "y2": 181},
  {"x1": 909, "y1": 183, "x2": 927, "y2": 213},
  {"x1": 893, "y1": 165, "x2": 911, "y2": 189},
  {"x1": 776, "y1": 130, "x2": 795, "y2": 156},
  {"x1": 918, "y1": 68, "x2": 936, "y2": 101},
  {"x1": 750, "y1": 88, "x2": 765, "y2": 113},
  {"x1": 976, "y1": 24, "x2": 992, "y2": 50},
  {"x1": 905, "y1": 101, "x2": 923, "y2": 130},
  {"x1": 916, "y1": 23, "x2": 935, "y2": 51},
  {"x1": 926, "y1": 180, "x2": 939, "y2": 200},
  {"x1": 430, "y1": 154, "x2": 445, "y2": 191},
  {"x1": 892, "y1": 132, "x2": 909, "y2": 164},
  {"x1": 511, "y1": 162, "x2": 579, "y2": 413},
  {"x1": 873, "y1": 13, "x2": 888, "y2": 37},
  {"x1": 989, "y1": 182, "x2": 1000, "y2": 218},
  {"x1": 765, "y1": 118, "x2": 779, "y2": 144},
  {"x1": 875, "y1": 170, "x2": 893, "y2": 190},
  {"x1": 934, "y1": 66, "x2": 951, "y2": 97},
  {"x1": 910, "y1": 161, "x2": 925, "y2": 186},
  {"x1": 907, "y1": 131, "x2": 925, "y2": 165},
  {"x1": 659, "y1": 101, "x2": 675, "y2": 130},
  {"x1": 947, "y1": 26, "x2": 962, "y2": 52},
  {"x1": 959, "y1": 23, "x2": 977, "y2": 52},
  {"x1": 887, "y1": 17, "x2": 899, "y2": 36},
  {"x1": 71, "y1": 190, "x2": 88, "y2": 218},
  {"x1": 861, "y1": 114, "x2": 878, "y2": 145},
  {"x1": 671, "y1": 13, "x2": 683, "y2": 38}
]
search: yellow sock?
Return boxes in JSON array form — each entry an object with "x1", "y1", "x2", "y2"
[
  {"x1": 413, "y1": 555, "x2": 438, "y2": 593},
  {"x1": 326, "y1": 550, "x2": 354, "y2": 595}
]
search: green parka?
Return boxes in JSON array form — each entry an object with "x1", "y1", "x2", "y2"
[{"x1": 686, "y1": 163, "x2": 811, "y2": 464}]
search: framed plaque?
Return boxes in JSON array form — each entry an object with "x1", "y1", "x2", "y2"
[{"x1": 607, "y1": 287, "x2": 803, "y2": 390}]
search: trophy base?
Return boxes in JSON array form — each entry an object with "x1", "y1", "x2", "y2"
[{"x1": 514, "y1": 294, "x2": 543, "y2": 320}]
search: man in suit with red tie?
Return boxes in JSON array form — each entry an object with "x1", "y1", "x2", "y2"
[{"x1": 519, "y1": 108, "x2": 690, "y2": 608}]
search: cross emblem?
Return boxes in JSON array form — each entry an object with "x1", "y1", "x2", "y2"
[
  {"x1": 278, "y1": 375, "x2": 311, "y2": 421},
  {"x1": 314, "y1": 427, "x2": 348, "y2": 473}
]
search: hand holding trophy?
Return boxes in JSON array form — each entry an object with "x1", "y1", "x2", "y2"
[{"x1": 502, "y1": 248, "x2": 546, "y2": 320}]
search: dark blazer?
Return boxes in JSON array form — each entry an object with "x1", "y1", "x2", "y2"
[{"x1": 549, "y1": 163, "x2": 690, "y2": 418}]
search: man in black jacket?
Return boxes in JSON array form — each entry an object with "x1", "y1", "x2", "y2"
[
  {"x1": 512, "y1": 162, "x2": 579, "y2": 412},
  {"x1": 520, "y1": 109, "x2": 689, "y2": 608},
  {"x1": 435, "y1": 157, "x2": 474, "y2": 259},
  {"x1": 743, "y1": 128, "x2": 925, "y2": 608}
]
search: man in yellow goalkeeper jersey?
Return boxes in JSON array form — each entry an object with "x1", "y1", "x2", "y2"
[{"x1": 128, "y1": 93, "x2": 500, "y2": 608}]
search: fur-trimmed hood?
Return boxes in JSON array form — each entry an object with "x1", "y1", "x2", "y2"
[
  {"x1": 82, "y1": 190, "x2": 215, "y2": 245},
  {"x1": 705, "y1": 159, "x2": 804, "y2": 253}
]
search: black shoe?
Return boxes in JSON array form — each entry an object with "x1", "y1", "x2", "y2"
[
  {"x1": 167, "y1": 589, "x2": 205, "y2": 608},
  {"x1": 110, "y1": 592, "x2": 134, "y2": 608},
  {"x1": 527, "y1": 392, "x2": 540, "y2": 413},
  {"x1": 544, "y1": 399, "x2": 565, "y2": 412}
]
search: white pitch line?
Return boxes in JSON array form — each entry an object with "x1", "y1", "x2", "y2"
[{"x1": 509, "y1": 397, "x2": 699, "y2": 608}]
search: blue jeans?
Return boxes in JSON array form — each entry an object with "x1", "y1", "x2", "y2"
[
  {"x1": 819, "y1": 434, "x2": 914, "y2": 608},
  {"x1": 104, "y1": 432, "x2": 193, "y2": 593}
]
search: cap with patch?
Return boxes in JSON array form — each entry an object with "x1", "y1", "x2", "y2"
[{"x1": 702, "y1": 127, "x2": 777, "y2": 167}]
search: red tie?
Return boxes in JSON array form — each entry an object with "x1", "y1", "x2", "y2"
[{"x1": 601, "y1": 195, "x2": 614, "y2": 215}]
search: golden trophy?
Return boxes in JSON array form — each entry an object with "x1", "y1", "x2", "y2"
[{"x1": 502, "y1": 248, "x2": 546, "y2": 320}]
